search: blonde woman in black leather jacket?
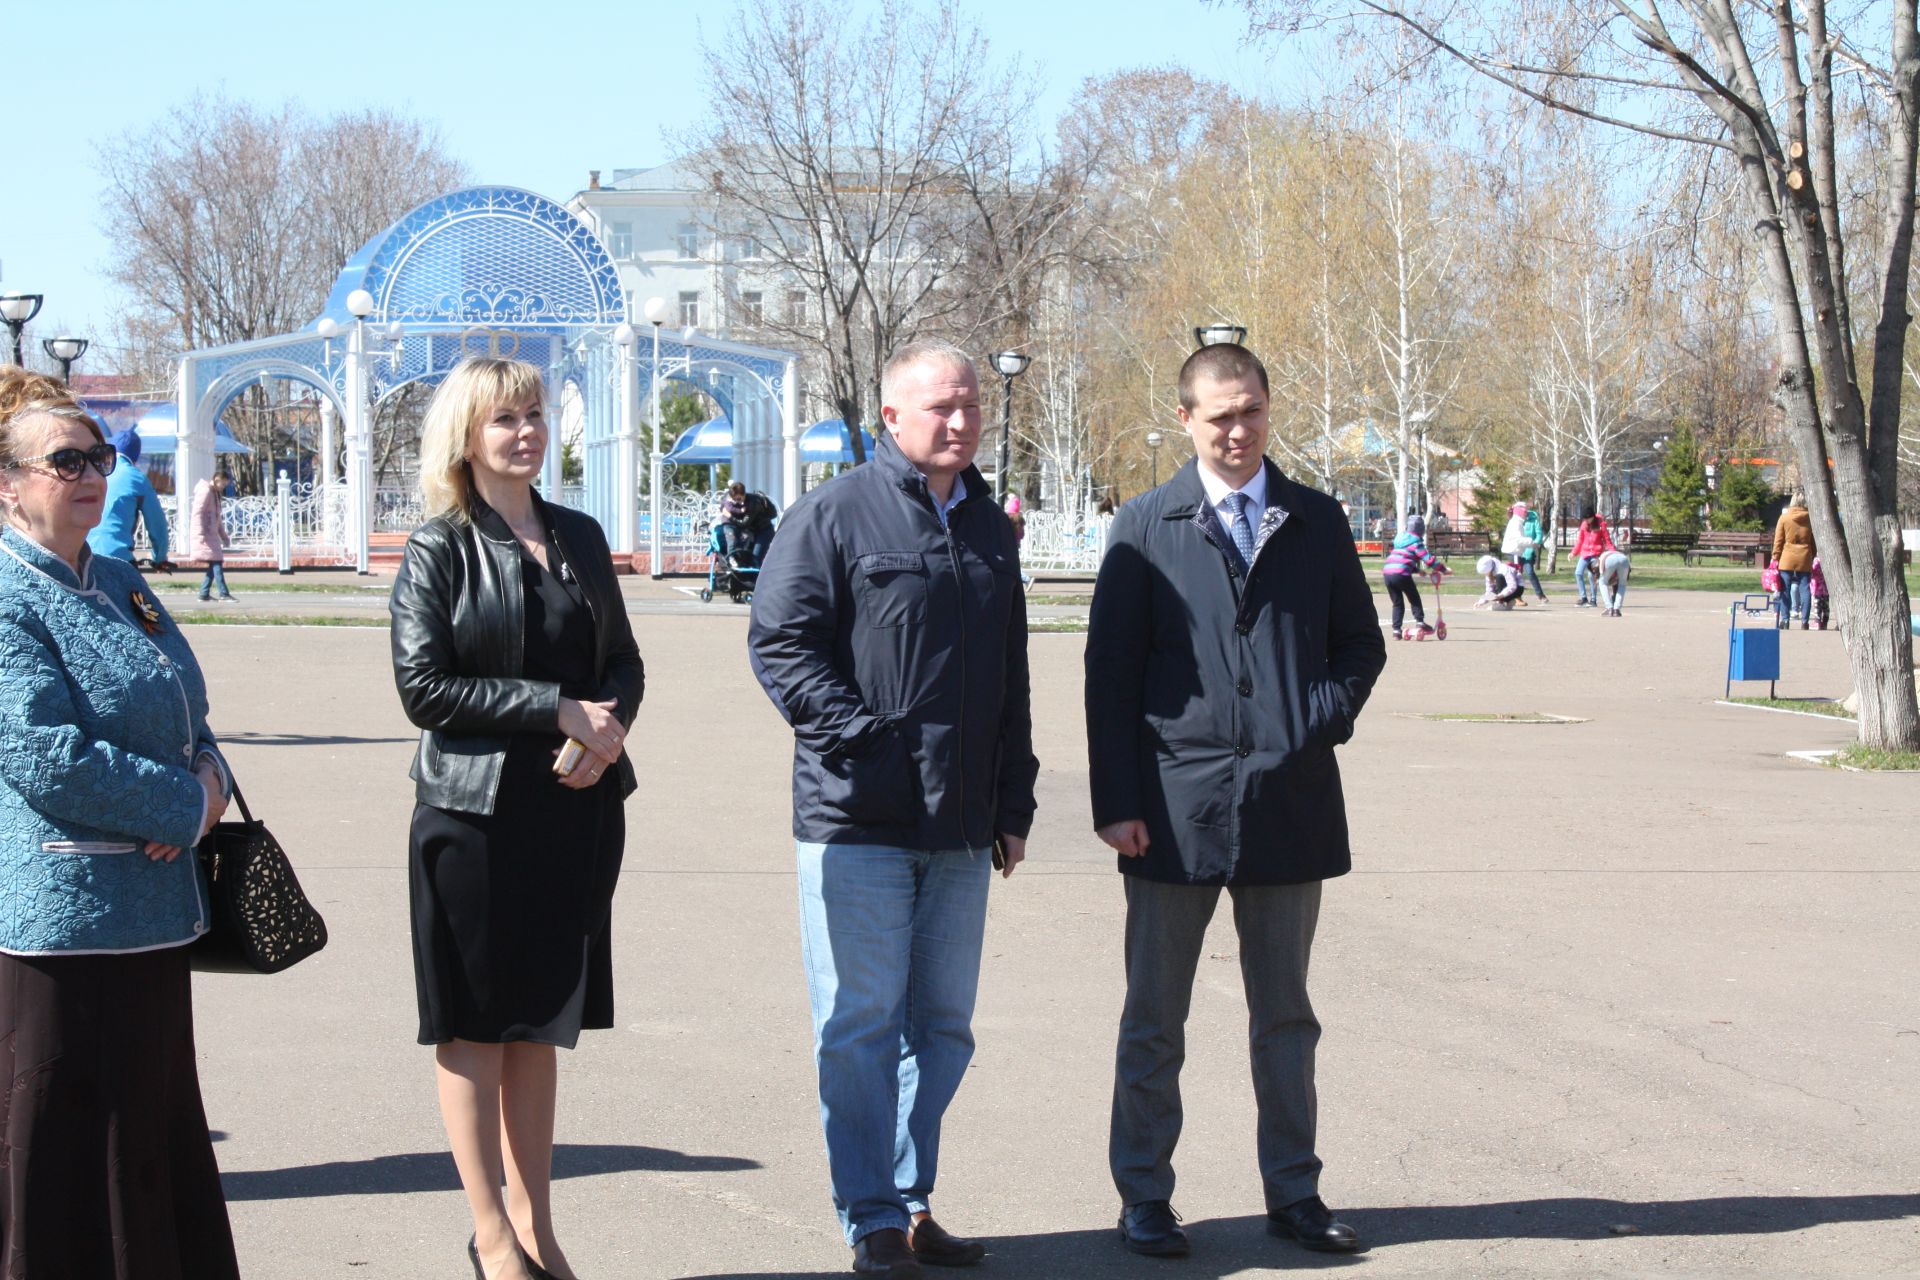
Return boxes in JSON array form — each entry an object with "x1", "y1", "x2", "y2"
[{"x1": 389, "y1": 357, "x2": 642, "y2": 1280}]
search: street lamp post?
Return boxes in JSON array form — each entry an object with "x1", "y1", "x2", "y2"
[
  {"x1": 1192, "y1": 321, "x2": 1247, "y2": 348},
  {"x1": 611, "y1": 322, "x2": 640, "y2": 556},
  {"x1": 0, "y1": 292, "x2": 43, "y2": 366},
  {"x1": 1145, "y1": 429, "x2": 1164, "y2": 488},
  {"x1": 643, "y1": 296, "x2": 670, "y2": 578},
  {"x1": 42, "y1": 335, "x2": 88, "y2": 384},
  {"x1": 990, "y1": 350, "x2": 1030, "y2": 503}
]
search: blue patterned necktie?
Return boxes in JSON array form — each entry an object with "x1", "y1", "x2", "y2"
[{"x1": 1224, "y1": 491, "x2": 1257, "y2": 566}]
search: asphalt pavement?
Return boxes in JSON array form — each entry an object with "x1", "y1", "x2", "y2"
[{"x1": 177, "y1": 580, "x2": 1918, "y2": 1277}]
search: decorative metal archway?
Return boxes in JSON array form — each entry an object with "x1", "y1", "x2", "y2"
[{"x1": 174, "y1": 185, "x2": 800, "y2": 571}]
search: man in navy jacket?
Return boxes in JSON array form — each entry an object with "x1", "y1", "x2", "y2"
[
  {"x1": 1087, "y1": 343, "x2": 1385, "y2": 1258},
  {"x1": 750, "y1": 340, "x2": 1037, "y2": 1277}
]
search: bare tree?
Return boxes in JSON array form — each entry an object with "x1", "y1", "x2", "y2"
[
  {"x1": 683, "y1": 0, "x2": 1026, "y2": 460},
  {"x1": 97, "y1": 96, "x2": 466, "y2": 484},
  {"x1": 1234, "y1": 0, "x2": 1920, "y2": 751}
]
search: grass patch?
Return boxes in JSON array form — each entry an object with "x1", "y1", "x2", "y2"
[
  {"x1": 174, "y1": 613, "x2": 388, "y2": 627},
  {"x1": 1827, "y1": 743, "x2": 1920, "y2": 771},
  {"x1": 1024, "y1": 593, "x2": 1094, "y2": 606},
  {"x1": 1726, "y1": 697, "x2": 1855, "y2": 719},
  {"x1": 1029, "y1": 618, "x2": 1089, "y2": 633},
  {"x1": 1360, "y1": 553, "x2": 1920, "y2": 595},
  {"x1": 150, "y1": 580, "x2": 389, "y2": 594},
  {"x1": 1400, "y1": 711, "x2": 1583, "y2": 724}
]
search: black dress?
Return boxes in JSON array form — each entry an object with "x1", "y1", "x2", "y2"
[{"x1": 409, "y1": 518, "x2": 625, "y2": 1048}]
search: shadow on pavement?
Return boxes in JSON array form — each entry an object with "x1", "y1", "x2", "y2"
[
  {"x1": 671, "y1": 1194, "x2": 1920, "y2": 1278},
  {"x1": 221, "y1": 1142, "x2": 759, "y2": 1201},
  {"x1": 220, "y1": 731, "x2": 416, "y2": 747}
]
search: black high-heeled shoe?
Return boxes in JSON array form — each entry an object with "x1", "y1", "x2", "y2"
[{"x1": 473, "y1": 1232, "x2": 564, "y2": 1280}]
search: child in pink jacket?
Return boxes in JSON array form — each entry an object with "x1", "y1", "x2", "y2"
[{"x1": 1571, "y1": 512, "x2": 1617, "y2": 608}]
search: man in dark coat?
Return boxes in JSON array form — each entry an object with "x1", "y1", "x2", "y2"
[
  {"x1": 1086, "y1": 343, "x2": 1386, "y2": 1258},
  {"x1": 749, "y1": 340, "x2": 1037, "y2": 1277}
]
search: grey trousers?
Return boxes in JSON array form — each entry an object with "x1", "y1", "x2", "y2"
[{"x1": 1110, "y1": 876, "x2": 1324, "y2": 1212}]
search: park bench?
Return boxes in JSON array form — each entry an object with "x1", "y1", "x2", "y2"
[
  {"x1": 1622, "y1": 531, "x2": 1694, "y2": 555},
  {"x1": 1683, "y1": 531, "x2": 1768, "y2": 566},
  {"x1": 1428, "y1": 530, "x2": 1497, "y2": 558}
]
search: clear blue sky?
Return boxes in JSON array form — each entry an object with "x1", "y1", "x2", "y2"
[{"x1": 0, "y1": 0, "x2": 1304, "y2": 365}]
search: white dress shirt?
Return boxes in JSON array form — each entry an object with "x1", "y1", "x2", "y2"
[{"x1": 1196, "y1": 464, "x2": 1267, "y2": 540}]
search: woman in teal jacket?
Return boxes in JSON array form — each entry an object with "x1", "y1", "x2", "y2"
[
  {"x1": 0, "y1": 367, "x2": 239, "y2": 1276},
  {"x1": 1520, "y1": 506, "x2": 1548, "y2": 601}
]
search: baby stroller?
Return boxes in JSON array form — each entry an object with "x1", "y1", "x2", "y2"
[{"x1": 700, "y1": 521, "x2": 760, "y2": 604}]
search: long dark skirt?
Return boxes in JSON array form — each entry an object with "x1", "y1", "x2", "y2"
[{"x1": 0, "y1": 945, "x2": 239, "y2": 1280}]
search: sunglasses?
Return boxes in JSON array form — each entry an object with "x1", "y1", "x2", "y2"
[{"x1": 9, "y1": 443, "x2": 119, "y2": 482}]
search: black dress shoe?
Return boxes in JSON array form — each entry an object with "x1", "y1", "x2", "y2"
[
  {"x1": 1267, "y1": 1196, "x2": 1362, "y2": 1252},
  {"x1": 853, "y1": 1228, "x2": 926, "y2": 1277},
  {"x1": 909, "y1": 1215, "x2": 987, "y2": 1266},
  {"x1": 1118, "y1": 1200, "x2": 1189, "y2": 1257}
]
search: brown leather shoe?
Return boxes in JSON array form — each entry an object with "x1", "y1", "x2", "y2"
[
  {"x1": 853, "y1": 1229, "x2": 925, "y2": 1277},
  {"x1": 909, "y1": 1214, "x2": 987, "y2": 1267}
]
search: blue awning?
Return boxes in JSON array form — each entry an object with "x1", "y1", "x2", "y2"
[
  {"x1": 799, "y1": 418, "x2": 876, "y2": 464},
  {"x1": 663, "y1": 415, "x2": 732, "y2": 464},
  {"x1": 121, "y1": 402, "x2": 253, "y2": 455}
]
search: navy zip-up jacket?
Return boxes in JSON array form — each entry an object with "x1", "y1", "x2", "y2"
[{"x1": 748, "y1": 431, "x2": 1037, "y2": 850}]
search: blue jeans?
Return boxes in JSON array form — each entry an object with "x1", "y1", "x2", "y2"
[
  {"x1": 1776, "y1": 570, "x2": 1810, "y2": 623},
  {"x1": 198, "y1": 562, "x2": 229, "y2": 598},
  {"x1": 1575, "y1": 556, "x2": 1598, "y2": 603},
  {"x1": 796, "y1": 841, "x2": 992, "y2": 1245}
]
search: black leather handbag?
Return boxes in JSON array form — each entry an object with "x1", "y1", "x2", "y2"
[{"x1": 191, "y1": 782, "x2": 328, "y2": 974}]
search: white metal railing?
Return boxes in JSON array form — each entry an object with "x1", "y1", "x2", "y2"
[
  {"x1": 1018, "y1": 509, "x2": 1110, "y2": 572},
  {"x1": 131, "y1": 483, "x2": 1112, "y2": 574}
]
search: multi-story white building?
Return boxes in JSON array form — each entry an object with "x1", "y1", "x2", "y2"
[
  {"x1": 567, "y1": 161, "x2": 806, "y2": 342},
  {"x1": 567, "y1": 161, "x2": 808, "y2": 497}
]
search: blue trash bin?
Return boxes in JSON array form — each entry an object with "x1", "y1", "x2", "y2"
[{"x1": 1726, "y1": 595, "x2": 1780, "y2": 698}]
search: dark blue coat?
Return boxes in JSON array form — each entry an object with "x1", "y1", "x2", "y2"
[
  {"x1": 1085, "y1": 459, "x2": 1386, "y2": 885},
  {"x1": 748, "y1": 431, "x2": 1037, "y2": 850}
]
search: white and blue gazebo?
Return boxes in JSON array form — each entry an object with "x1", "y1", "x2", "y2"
[{"x1": 172, "y1": 185, "x2": 801, "y2": 571}]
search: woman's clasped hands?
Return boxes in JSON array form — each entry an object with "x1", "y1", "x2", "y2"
[
  {"x1": 144, "y1": 760, "x2": 229, "y2": 862},
  {"x1": 555, "y1": 697, "x2": 624, "y2": 790}
]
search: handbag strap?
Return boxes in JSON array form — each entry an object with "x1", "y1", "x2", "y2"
[{"x1": 226, "y1": 776, "x2": 256, "y2": 826}]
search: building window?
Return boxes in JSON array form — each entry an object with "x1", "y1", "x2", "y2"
[
  {"x1": 677, "y1": 222, "x2": 700, "y2": 259},
  {"x1": 608, "y1": 220, "x2": 633, "y2": 258},
  {"x1": 786, "y1": 289, "x2": 808, "y2": 325},
  {"x1": 679, "y1": 291, "x2": 701, "y2": 327},
  {"x1": 740, "y1": 291, "x2": 763, "y2": 327}
]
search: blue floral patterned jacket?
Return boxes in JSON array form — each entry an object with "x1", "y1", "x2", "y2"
[{"x1": 0, "y1": 526, "x2": 228, "y2": 955}]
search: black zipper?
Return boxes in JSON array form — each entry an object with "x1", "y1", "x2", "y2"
[{"x1": 942, "y1": 513, "x2": 969, "y2": 849}]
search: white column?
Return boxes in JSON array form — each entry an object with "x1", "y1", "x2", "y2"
[
  {"x1": 781, "y1": 359, "x2": 801, "y2": 509},
  {"x1": 317, "y1": 397, "x2": 340, "y2": 547},
  {"x1": 275, "y1": 472, "x2": 294, "y2": 574},
  {"x1": 172, "y1": 358, "x2": 203, "y2": 537},
  {"x1": 737, "y1": 397, "x2": 758, "y2": 494},
  {"x1": 614, "y1": 345, "x2": 639, "y2": 553},
  {"x1": 648, "y1": 323, "x2": 663, "y2": 578},
  {"x1": 343, "y1": 321, "x2": 372, "y2": 574},
  {"x1": 540, "y1": 364, "x2": 563, "y2": 501}
]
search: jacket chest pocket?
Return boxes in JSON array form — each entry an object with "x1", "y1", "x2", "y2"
[{"x1": 855, "y1": 552, "x2": 928, "y2": 629}]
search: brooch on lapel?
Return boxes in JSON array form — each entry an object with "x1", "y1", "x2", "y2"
[{"x1": 128, "y1": 589, "x2": 164, "y2": 636}]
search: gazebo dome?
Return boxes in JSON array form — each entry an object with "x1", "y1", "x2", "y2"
[{"x1": 314, "y1": 186, "x2": 626, "y2": 330}]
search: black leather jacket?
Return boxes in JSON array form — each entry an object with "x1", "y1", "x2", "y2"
[{"x1": 389, "y1": 495, "x2": 644, "y2": 815}]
